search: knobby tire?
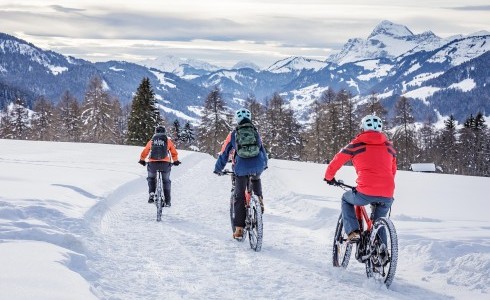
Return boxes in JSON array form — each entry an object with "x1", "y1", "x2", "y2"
[
  {"x1": 332, "y1": 214, "x2": 353, "y2": 268},
  {"x1": 365, "y1": 217, "x2": 398, "y2": 287}
]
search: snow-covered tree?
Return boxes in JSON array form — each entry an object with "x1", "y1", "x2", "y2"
[
  {"x1": 80, "y1": 76, "x2": 116, "y2": 143},
  {"x1": 0, "y1": 98, "x2": 31, "y2": 140},
  {"x1": 31, "y1": 96, "x2": 55, "y2": 141},
  {"x1": 55, "y1": 91, "x2": 82, "y2": 142}
]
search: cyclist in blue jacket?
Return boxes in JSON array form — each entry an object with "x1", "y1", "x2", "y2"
[{"x1": 214, "y1": 108, "x2": 268, "y2": 239}]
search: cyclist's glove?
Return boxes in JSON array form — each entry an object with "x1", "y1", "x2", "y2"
[
  {"x1": 138, "y1": 159, "x2": 146, "y2": 166},
  {"x1": 173, "y1": 160, "x2": 181, "y2": 166},
  {"x1": 324, "y1": 178, "x2": 338, "y2": 186}
]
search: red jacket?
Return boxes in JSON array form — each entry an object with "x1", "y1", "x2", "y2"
[{"x1": 325, "y1": 131, "x2": 397, "y2": 198}]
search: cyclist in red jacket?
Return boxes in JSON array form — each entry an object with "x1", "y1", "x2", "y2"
[{"x1": 324, "y1": 115, "x2": 397, "y2": 242}]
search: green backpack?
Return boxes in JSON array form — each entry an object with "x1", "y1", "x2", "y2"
[{"x1": 235, "y1": 123, "x2": 260, "y2": 158}]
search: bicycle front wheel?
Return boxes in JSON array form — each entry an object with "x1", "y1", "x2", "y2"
[
  {"x1": 365, "y1": 217, "x2": 398, "y2": 287},
  {"x1": 332, "y1": 213, "x2": 353, "y2": 268},
  {"x1": 247, "y1": 196, "x2": 263, "y2": 251}
]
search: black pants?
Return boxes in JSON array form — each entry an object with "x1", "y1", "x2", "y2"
[
  {"x1": 233, "y1": 175, "x2": 262, "y2": 227},
  {"x1": 147, "y1": 162, "x2": 172, "y2": 201}
]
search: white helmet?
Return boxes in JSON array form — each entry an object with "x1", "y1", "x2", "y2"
[
  {"x1": 361, "y1": 115, "x2": 383, "y2": 132},
  {"x1": 235, "y1": 108, "x2": 252, "y2": 124}
]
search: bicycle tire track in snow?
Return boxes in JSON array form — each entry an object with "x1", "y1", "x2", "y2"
[{"x1": 83, "y1": 152, "x2": 452, "y2": 299}]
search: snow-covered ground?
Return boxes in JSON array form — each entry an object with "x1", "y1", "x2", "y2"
[{"x1": 0, "y1": 139, "x2": 488, "y2": 300}]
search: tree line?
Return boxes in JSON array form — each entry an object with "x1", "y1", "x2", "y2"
[
  {"x1": 196, "y1": 87, "x2": 490, "y2": 177},
  {"x1": 1, "y1": 77, "x2": 489, "y2": 177},
  {"x1": 0, "y1": 76, "x2": 196, "y2": 150}
]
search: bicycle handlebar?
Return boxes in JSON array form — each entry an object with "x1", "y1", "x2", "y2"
[{"x1": 325, "y1": 178, "x2": 356, "y2": 190}]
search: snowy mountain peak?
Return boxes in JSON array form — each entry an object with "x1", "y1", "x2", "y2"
[
  {"x1": 328, "y1": 20, "x2": 444, "y2": 65},
  {"x1": 266, "y1": 56, "x2": 325, "y2": 73},
  {"x1": 368, "y1": 20, "x2": 414, "y2": 39},
  {"x1": 141, "y1": 55, "x2": 221, "y2": 77},
  {"x1": 232, "y1": 60, "x2": 261, "y2": 71}
]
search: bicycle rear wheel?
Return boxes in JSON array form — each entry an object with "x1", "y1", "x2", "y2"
[
  {"x1": 155, "y1": 172, "x2": 164, "y2": 222},
  {"x1": 332, "y1": 213, "x2": 353, "y2": 268},
  {"x1": 247, "y1": 196, "x2": 263, "y2": 251},
  {"x1": 365, "y1": 217, "x2": 398, "y2": 287}
]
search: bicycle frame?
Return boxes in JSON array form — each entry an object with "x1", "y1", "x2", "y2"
[{"x1": 356, "y1": 206, "x2": 373, "y2": 232}]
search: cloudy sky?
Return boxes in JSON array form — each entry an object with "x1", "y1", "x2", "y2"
[{"x1": 1, "y1": 0, "x2": 489, "y2": 68}]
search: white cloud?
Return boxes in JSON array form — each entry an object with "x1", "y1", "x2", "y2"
[{"x1": 1, "y1": 1, "x2": 489, "y2": 67}]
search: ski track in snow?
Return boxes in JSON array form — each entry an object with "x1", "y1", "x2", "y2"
[{"x1": 82, "y1": 152, "x2": 453, "y2": 300}]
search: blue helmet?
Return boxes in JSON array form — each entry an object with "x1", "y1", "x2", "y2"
[
  {"x1": 235, "y1": 108, "x2": 252, "y2": 124},
  {"x1": 361, "y1": 115, "x2": 383, "y2": 132}
]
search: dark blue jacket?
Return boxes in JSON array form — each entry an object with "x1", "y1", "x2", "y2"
[{"x1": 214, "y1": 127, "x2": 268, "y2": 176}]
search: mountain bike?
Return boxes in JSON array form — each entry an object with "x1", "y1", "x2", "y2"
[
  {"x1": 154, "y1": 170, "x2": 166, "y2": 222},
  {"x1": 221, "y1": 169, "x2": 263, "y2": 251},
  {"x1": 331, "y1": 180, "x2": 398, "y2": 288}
]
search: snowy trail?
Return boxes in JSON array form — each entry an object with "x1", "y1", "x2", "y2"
[
  {"x1": 1, "y1": 140, "x2": 488, "y2": 299},
  {"x1": 83, "y1": 152, "x2": 451, "y2": 300}
]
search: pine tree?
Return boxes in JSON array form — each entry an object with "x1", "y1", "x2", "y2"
[
  {"x1": 359, "y1": 92, "x2": 388, "y2": 127},
  {"x1": 282, "y1": 105, "x2": 303, "y2": 160},
  {"x1": 111, "y1": 96, "x2": 126, "y2": 144},
  {"x1": 434, "y1": 115, "x2": 458, "y2": 174},
  {"x1": 262, "y1": 93, "x2": 284, "y2": 158},
  {"x1": 392, "y1": 96, "x2": 417, "y2": 170},
  {"x1": 171, "y1": 119, "x2": 182, "y2": 147},
  {"x1": 126, "y1": 77, "x2": 161, "y2": 145},
  {"x1": 180, "y1": 121, "x2": 196, "y2": 150},
  {"x1": 245, "y1": 95, "x2": 266, "y2": 132},
  {"x1": 31, "y1": 96, "x2": 55, "y2": 141},
  {"x1": 304, "y1": 99, "x2": 329, "y2": 162},
  {"x1": 323, "y1": 90, "x2": 342, "y2": 161},
  {"x1": 459, "y1": 112, "x2": 488, "y2": 176},
  {"x1": 55, "y1": 91, "x2": 82, "y2": 142},
  {"x1": 196, "y1": 86, "x2": 230, "y2": 155},
  {"x1": 416, "y1": 116, "x2": 437, "y2": 163}
]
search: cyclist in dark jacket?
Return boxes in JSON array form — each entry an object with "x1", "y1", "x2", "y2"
[{"x1": 139, "y1": 125, "x2": 180, "y2": 206}]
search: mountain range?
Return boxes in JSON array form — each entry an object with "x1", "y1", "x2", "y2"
[{"x1": 0, "y1": 20, "x2": 489, "y2": 123}]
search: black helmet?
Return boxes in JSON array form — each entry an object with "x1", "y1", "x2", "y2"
[{"x1": 155, "y1": 125, "x2": 166, "y2": 134}]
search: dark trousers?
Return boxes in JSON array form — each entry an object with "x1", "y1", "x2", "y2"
[
  {"x1": 147, "y1": 162, "x2": 172, "y2": 201},
  {"x1": 233, "y1": 175, "x2": 262, "y2": 227}
]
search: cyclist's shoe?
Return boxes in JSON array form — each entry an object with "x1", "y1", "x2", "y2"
[
  {"x1": 164, "y1": 201, "x2": 171, "y2": 207},
  {"x1": 233, "y1": 227, "x2": 244, "y2": 240},
  {"x1": 258, "y1": 196, "x2": 265, "y2": 214},
  {"x1": 148, "y1": 192, "x2": 155, "y2": 204},
  {"x1": 347, "y1": 230, "x2": 360, "y2": 243}
]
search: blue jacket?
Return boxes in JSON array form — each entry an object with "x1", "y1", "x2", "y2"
[{"x1": 214, "y1": 128, "x2": 268, "y2": 176}]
